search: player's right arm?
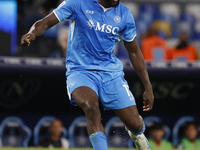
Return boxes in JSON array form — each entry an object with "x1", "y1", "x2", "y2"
[
  {"x1": 21, "y1": 12, "x2": 59, "y2": 47},
  {"x1": 21, "y1": 0, "x2": 79, "y2": 47}
]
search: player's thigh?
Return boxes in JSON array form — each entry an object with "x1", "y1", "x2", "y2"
[
  {"x1": 113, "y1": 105, "x2": 142, "y2": 130},
  {"x1": 100, "y1": 75, "x2": 142, "y2": 129},
  {"x1": 100, "y1": 76, "x2": 136, "y2": 110},
  {"x1": 72, "y1": 86, "x2": 99, "y2": 111},
  {"x1": 67, "y1": 71, "x2": 99, "y2": 109}
]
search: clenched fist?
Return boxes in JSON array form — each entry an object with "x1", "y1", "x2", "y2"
[{"x1": 21, "y1": 33, "x2": 35, "y2": 47}]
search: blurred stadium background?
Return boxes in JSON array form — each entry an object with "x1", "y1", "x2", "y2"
[{"x1": 0, "y1": 0, "x2": 200, "y2": 149}]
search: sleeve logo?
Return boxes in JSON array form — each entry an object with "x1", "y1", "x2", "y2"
[
  {"x1": 69, "y1": 81, "x2": 75, "y2": 87},
  {"x1": 58, "y1": 1, "x2": 66, "y2": 9}
]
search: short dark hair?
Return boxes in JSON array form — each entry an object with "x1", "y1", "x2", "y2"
[
  {"x1": 184, "y1": 121, "x2": 198, "y2": 132},
  {"x1": 49, "y1": 119, "x2": 63, "y2": 128},
  {"x1": 150, "y1": 122, "x2": 164, "y2": 131}
]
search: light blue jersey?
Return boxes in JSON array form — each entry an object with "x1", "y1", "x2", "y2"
[{"x1": 54, "y1": 0, "x2": 136, "y2": 72}]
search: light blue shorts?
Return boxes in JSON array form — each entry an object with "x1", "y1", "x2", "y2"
[{"x1": 66, "y1": 70, "x2": 136, "y2": 110}]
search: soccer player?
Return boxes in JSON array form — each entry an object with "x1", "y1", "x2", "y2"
[{"x1": 21, "y1": 0, "x2": 154, "y2": 150}]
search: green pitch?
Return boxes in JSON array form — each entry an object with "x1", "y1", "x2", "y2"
[
  {"x1": 0, "y1": 149, "x2": 132, "y2": 150},
  {"x1": 1, "y1": 148, "x2": 200, "y2": 150}
]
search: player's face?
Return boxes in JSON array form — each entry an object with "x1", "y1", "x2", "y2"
[{"x1": 103, "y1": 0, "x2": 120, "y2": 7}]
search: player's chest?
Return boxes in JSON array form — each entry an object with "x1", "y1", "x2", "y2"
[{"x1": 77, "y1": 5, "x2": 123, "y2": 35}]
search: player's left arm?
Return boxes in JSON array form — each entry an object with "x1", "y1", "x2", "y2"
[{"x1": 124, "y1": 38, "x2": 154, "y2": 111}]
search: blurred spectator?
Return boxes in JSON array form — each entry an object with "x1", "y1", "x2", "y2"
[
  {"x1": 39, "y1": 0, "x2": 58, "y2": 16},
  {"x1": 148, "y1": 122, "x2": 172, "y2": 149},
  {"x1": 16, "y1": 1, "x2": 200, "y2": 58},
  {"x1": 153, "y1": 21, "x2": 172, "y2": 38},
  {"x1": 178, "y1": 122, "x2": 200, "y2": 149},
  {"x1": 167, "y1": 32, "x2": 197, "y2": 61},
  {"x1": 49, "y1": 25, "x2": 68, "y2": 58},
  {"x1": 39, "y1": 119, "x2": 69, "y2": 148},
  {"x1": 141, "y1": 26, "x2": 168, "y2": 61}
]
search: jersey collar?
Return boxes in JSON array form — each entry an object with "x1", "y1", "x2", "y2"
[{"x1": 93, "y1": 0, "x2": 113, "y2": 11}]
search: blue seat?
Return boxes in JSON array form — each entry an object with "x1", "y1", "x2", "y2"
[
  {"x1": 144, "y1": 116, "x2": 171, "y2": 140},
  {"x1": 33, "y1": 116, "x2": 67, "y2": 146},
  {"x1": 172, "y1": 116, "x2": 196, "y2": 147},
  {"x1": 157, "y1": 13, "x2": 176, "y2": 27},
  {"x1": 136, "y1": 20, "x2": 150, "y2": 33},
  {"x1": 140, "y1": 3, "x2": 158, "y2": 15},
  {"x1": 171, "y1": 30, "x2": 179, "y2": 38},
  {"x1": 138, "y1": 4, "x2": 158, "y2": 26},
  {"x1": 192, "y1": 30, "x2": 200, "y2": 40},
  {"x1": 159, "y1": 3, "x2": 181, "y2": 21},
  {"x1": 105, "y1": 117, "x2": 132, "y2": 148},
  {"x1": 137, "y1": 13, "x2": 154, "y2": 28},
  {"x1": 69, "y1": 116, "x2": 92, "y2": 148},
  {"x1": 0, "y1": 117, "x2": 32, "y2": 147},
  {"x1": 185, "y1": 3, "x2": 200, "y2": 21},
  {"x1": 180, "y1": 13, "x2": 196, "y2": 27}
]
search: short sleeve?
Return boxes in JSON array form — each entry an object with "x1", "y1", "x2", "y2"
[
  {"x1": 53, "y1": 0, "x2": 78, "y2": 22},
  {"x1": 121, "y1": 10, "x2": 137, "y2": 42}
]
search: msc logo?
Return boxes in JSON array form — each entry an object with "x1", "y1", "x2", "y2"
[
  {"x1": 86, "y1": 20, "x2": 119, "y2": 35},
  {"x1": 87, "y1": 20, "x2": 95, "y2": 29}
]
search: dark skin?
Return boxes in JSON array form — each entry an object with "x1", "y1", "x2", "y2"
[
  {"x1": 100, "y1": 0, "x2": 120, "y2": 8},
  {"x1": 49, "y1": 120, "x2": 63, "y2": 142},
  {"x1": 21, "y1": 0, "x2": 154, "y2": 136}
]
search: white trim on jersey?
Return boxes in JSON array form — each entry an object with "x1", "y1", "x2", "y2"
[
  {"x1": 53, "y1": 10, "x2": 61, "y2": 22},
  {"x1": 71, "y1": 20, "x2": 75, "y2": 41},
  {"x1": 99, "y1": 4, "x2": 111, "y2": 12},
  {"x1": 124, "y1": 34, "x2": 137, "y2": 42},
  {"x1": 67, "y1": 86, "x2": 71, "y2": 100}
]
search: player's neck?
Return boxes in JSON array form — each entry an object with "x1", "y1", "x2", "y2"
[{"x1": 98, "y1": 0, "x2": 110, "y2": 8}]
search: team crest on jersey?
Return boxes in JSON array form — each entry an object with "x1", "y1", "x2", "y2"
[
  {"x1": 69, "y1": 81, "x2": 75, "y2": 87},
  {"x1": 114, "y1": 16, "x2": 121, "y2": 23}
]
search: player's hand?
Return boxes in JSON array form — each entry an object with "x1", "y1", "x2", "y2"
[
  {"x1": 21, "y1": 33, "x2": 35, "y2": 47},
  {"x1": 143, "y1": 85, "x2": 154, "y2": 111}
]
